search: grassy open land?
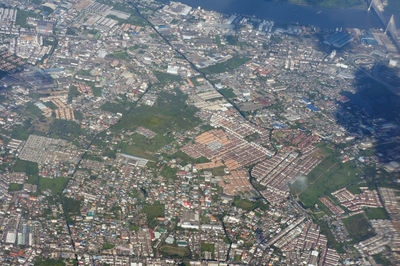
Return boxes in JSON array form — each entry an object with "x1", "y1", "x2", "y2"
[
  {"x1": 13, "y1": 159, "x2": 39, "y2": 185},
  {"x1": 162, "y1": 150, "x2": 210, "y2": 165},
  {"x1": 294, "y1": 145, "x2": 362, "y2": 208},
  {"x1": 218, "y1": 88, "x2": 236, "y2": 99},
  {"x1": 114, "y1": 90, "x2": 200, "y2": 158},
  {"x1": 373, "y1": 253, "x2": 393, "y2": 265},
  {"x1": 16, "y1": 10, "x2": 40, "y2": 28},
  {"x1": 160, "y1": 244, "x2": 191, "y2": 258},
  {"x1": 200, "y1": 57, "x2": 251, "y2": 74},
  {"x1": 34, "y1": 258, "x2": 65, "y2": 266},
  {"x1": 48, "y1": 119, "x2": 84, "y2": 141},
  {"x1": 364, "y1": 207, "x2": 390, "y2": 220},
  {"x1": 8, "y1": 183, "x2": 23, "y2": 192},
  {"x1": 116, "y1": 90, "x2": 199, "y2": 132},
  {"x1": 161, "y1": 166, "x2": 177, "y2": 179},
  {"x1": 153, "y1": 71, "x2": 182, "y2": 84},
  {"x1": 343, "y1": 213, "x2": 375, "y2": 243},
  {"x1": 143, "y1": 201, "x2": 164, "y2": 228},
  {"x1": 201, "y1": 242, "x2": 215, "y2": 253},
  {"x1": 63, "y1": 196, "x2": 82, "y2": 224},
  {"x1": 39, "y1": 177, "x2": 68, "y2": 194},
  {"x1": 106, "y1": 50, "x2": 130, "y2": 60},
  {"x1": 288, "y1": 0, "x2": 365, "y2": 9},
  {"x1": 102, "y1": 243, "x2": 115, "y2": 250},
  {"x1": 233, "y1": 196, "x2": 269, "y2": 211}
]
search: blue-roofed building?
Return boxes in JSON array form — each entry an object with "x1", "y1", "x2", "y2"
[
  {"x1": 301, "y1": 97, "x2": 311, "y2": 104},
  {"x1": 324, "y1": 31, "x2": 353, "y2": 48},
  {"x1": 307, "y1": 104, "x2": 319, "y2": 112},
  {"x1": 361, "y1": 31, "x2": 378, "y2": 46}
]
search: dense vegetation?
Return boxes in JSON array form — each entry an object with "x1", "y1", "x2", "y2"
[{"x1": 63, "y1": 196, "x2": 82, "y2": 224}]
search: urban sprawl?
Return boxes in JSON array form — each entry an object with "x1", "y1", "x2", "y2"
[{"x1": 0, "y1": 0, "x2": 399, "y2": 265}]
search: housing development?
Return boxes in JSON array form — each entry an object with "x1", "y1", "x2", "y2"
[{"x1": 0, "y1": 0, "x2": 399, "y2": 265}]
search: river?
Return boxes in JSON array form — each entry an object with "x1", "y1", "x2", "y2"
[{"x1": 160, "y1": 0, "x2": 382, "y2": 29}]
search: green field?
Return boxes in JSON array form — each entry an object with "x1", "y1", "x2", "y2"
[
  {"x1": 13, "y1": 159, "x2": 39, "y2": 185},
  {"x1": 115, "y1": 90, "x2": 199, "y2": 133},
  {"x1": 106, "y1": 50, "x2": 130, "y2": 60},
  {"x1": 114, "y1": 90, "x2": 200, "y2": 158},
  {"x1": 200, "y1": 57, "x2": 251, "y2": 74},
  {"x1": 153, "y1": 71, "x2": 182, "y2": 84},
  {"x1": 8, "y1": 183, "x2": 23, "y2": 192},
  {"x1": 233, "y1": 196, "x2": 269, "y2": 211},
  {"x1": 343, "y1": 213, "x2": 375, "y2": 243},
  {"x1": 63, "y1": 197, "x2": 82, "y2": 224},
  {"x1": 201, "y1": 242, "x2": 215, "y2": 255},
  {"x1": 49, "y1": 119, "x2": 84, "y2": 141},
  {"x1": 16, "y1": 10, "x2": 40, "y2": 28},
  {"x1": 143, "y1": 201, "x2": 165, "y2": 228},
  {"x1": 102, "y1": 243, "x2": 115, "y2": 250},
  {"x1": 218, "y1": 88, "x2": 236, "y2": 99},
  {"x1": 160, "y1": 166, "x2": 177, "y2": 179},
  {"x1": 39, "y1": 177, "x2": 68, "y2": 194},
  {"x1": 34, "y1": 258, "x2": 65, "y2": 266},
  {"x1": 160, "y1": 244, "x2": 191, "y2": 258},
  {"x1": 365, "y1": 207, "x2": 389, "y2": 220},
  {"x1": 295, "y1": 145, "x2": 362, "y2": 208},
  {"x1": 373, "y1": 253, "x2": 393, "y2": 265}
]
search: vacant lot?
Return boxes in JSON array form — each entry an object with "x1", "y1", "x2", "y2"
[{"x1": 343, "y1": 213, "x2": 375, "y2": 243}]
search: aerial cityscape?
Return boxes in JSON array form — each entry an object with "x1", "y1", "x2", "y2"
[{"x1": 0, "y1": 0, "x2": 399, "y2": 265}]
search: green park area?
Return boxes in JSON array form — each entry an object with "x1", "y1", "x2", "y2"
[
  {"x1": 343, "y1": 213, "x2": 375, "y2": 243},
  {"x1": 200, "y1": 57, "x2": 251, "y2": 74}
]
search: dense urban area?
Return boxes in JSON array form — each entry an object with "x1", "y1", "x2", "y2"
[{"x1": 0, "y1": 0, "x2": 399, "y2": 265}]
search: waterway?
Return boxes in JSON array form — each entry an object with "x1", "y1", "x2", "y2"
[{"x1": 161, "y1": 0, "x2": 382, "y2": 29}]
